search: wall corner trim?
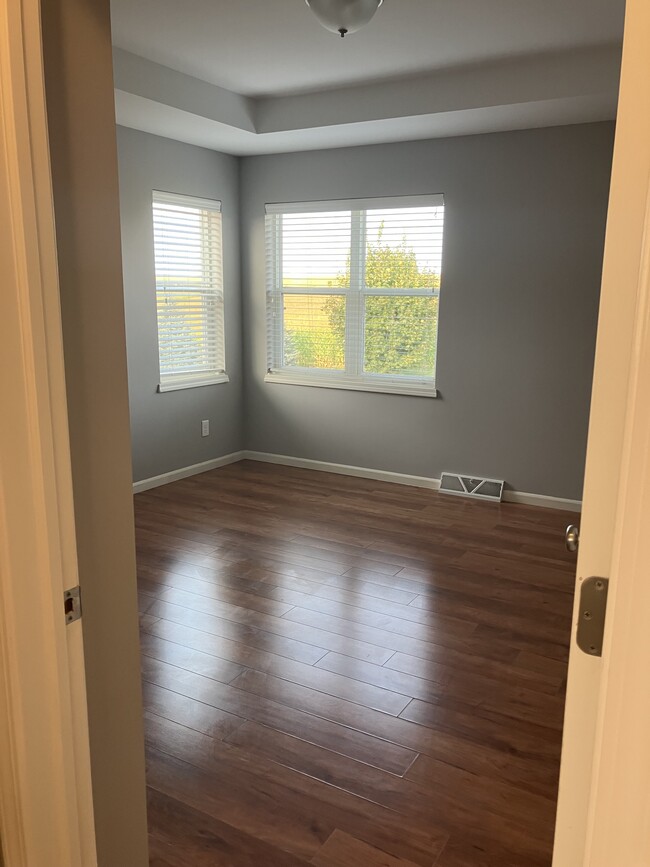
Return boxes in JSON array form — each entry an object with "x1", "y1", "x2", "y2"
[{"x1": 132, "y1": 449, "x2": 582, "y2": 511}]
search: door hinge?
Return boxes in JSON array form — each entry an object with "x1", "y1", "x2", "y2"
[
  {"x1": 576, "y1": 576, "x2": 609, "y2": 657},
  {"x1": 64, "y1": 586, "x2": 82, "y2": 624}
]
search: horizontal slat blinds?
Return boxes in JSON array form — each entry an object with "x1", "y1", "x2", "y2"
[
  {"x1": 265, "y1": 196, "x2": 444, "y2": 396},
  {"x1": 153, "y1": 191, "x2": 226, "y2": 389}
]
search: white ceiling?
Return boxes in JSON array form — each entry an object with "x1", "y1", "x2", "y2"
[
  {"x1": 110, "y1": 0, "x2": 624, "y2": 98},
  {"x1": 109, "y1": 0, "x2": 625, "y2": 156}
]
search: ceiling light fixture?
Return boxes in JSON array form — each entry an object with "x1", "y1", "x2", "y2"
[{"x1": 305, "y1": 0, "x2": 383, "y2": 38}]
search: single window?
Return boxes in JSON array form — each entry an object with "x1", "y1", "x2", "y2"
[
  {"x1": 152, "y1": 191, "x2": 227, "y2": 392},
  {"x1": 265, "y1": 195, "x2": 444, "y2": 397}
]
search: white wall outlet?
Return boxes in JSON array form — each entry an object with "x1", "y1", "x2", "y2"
[{"x1": 201, "y1": 419, "x2": 210, "y2": 437}]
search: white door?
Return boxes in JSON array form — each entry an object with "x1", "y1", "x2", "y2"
[
  {"x1": 0, "y1": 0, "x2": 96, "y2": 865},
  {"x1": 552, "y1": 0, "x2": 650, "y2": 864}
]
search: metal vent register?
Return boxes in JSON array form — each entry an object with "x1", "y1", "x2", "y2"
[{"x1": 439, "y1": 472, "x2": 504, "y2": 502}]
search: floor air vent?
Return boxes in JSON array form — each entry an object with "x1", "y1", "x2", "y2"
[{"x1": 439, "y1": 472, "x2": 504, "y2": 502}]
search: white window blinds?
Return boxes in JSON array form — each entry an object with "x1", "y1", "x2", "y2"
[
  {"x1": 152, "y1": 191, "x2": 227, "y2": 391},
  {"x1": 265, "y1": 195, "x2": 444, "y2": 396}
]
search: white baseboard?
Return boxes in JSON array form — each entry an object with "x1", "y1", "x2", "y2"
[
  {"x1": 243, "y1": 450, "x2": 440, "y2": 490},
  {"x1": 502, "y1": 489, "x2": 581, "y2": 512},
  {"x1": 132, "y1": 448, "x2": 582, "y2": 511},
  {"x1": 243, "y1": 451, "x2": 581, "y2": 511},
  {"x1": 132, "y1": 451, "x2": 246, "y2": 494}
]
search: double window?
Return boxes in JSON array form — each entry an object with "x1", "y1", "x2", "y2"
[
  {"x1": 265, "y1": 195, "x2": 444, "y2": 396},
  {"x1": 152, "y1": 191, "x2": 227, "y2": 392}
]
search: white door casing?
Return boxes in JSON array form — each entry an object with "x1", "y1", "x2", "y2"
[{"x1": 0, "y1": 0, "x2": 96, "y2": 864}]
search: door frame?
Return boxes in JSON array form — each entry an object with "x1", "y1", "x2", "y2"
[
  {"x1": 3, "y1": 0, "x2": 650, "y2": 863},
  {"x1": 0, "y1": 0, "x2": 96, "y2": 864}
]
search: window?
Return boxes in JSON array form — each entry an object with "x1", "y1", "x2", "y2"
[
  {"x1": 265, "y1": 195, "x2": 444, "y2": 397},
  {"x1": 152, "y1": 191, "x2": 227, "y2": 392}
]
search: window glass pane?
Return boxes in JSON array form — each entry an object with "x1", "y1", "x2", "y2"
[
  {"x1": 364, "y1": 295, "x2": 438, "y2": 377},
  {"x1": 282, "y1": 212, "x2": 351, "y2": 289},
  {"x1": 153, "y1": 193, "x2": 224, "y2": 380},
  {"x1": 364, "y1": 207, "x2": 443, "y2": 290},
  {"x1": 283, "y1": 294, "x2": 345, "y2": 370}
]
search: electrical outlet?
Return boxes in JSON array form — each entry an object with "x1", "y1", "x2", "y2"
[{"x1": 201, "y1": 419, "x2": 210, "y2": 437}]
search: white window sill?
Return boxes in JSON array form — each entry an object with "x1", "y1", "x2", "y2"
[
  {"x1": 158, "y1": 373, "x2": 229, "y2": 393},
  {"x1": 264, "y1": 372, "x2": 438, "y2": 398}
]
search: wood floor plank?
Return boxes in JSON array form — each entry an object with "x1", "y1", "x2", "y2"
[
  {"x1": 138, "y1": 556, "x2": 325, "y2": 602},
  {"x1": 225, "y1": 719, "x2": 556, "y2": 838},
  {"x1": 141, "y1": 632, "x2": 412, "y2": 715},
  {"x1": 138, "y1": 461, "x2": 574, "y2": 866},
  {"x1": 315, "y1": 651, "x2": 450, "y2": 701},
  {"x1": 146, "y1": 741, "x2": 330, "y2": 861},
  {"x1": 145, "y1": 717, "x2": 448, "y2": 865},
  {"x1": 142, "y1": 655, "x2": 417, "y2": 775},
  {"x1": 144, "y1": 596, "x2": 396, "y2": 665},
  {"x1": 142, "y1": 683, "x2": 245, "y2": 740},
  {"x1": 138, "y1": 571, "x2": 298, "y2": 618},
  {"x1": 213, "y1": 529, "x2": 404, "y2": 576},
  {"x1": 458, "y1": 550, "x2": 574, "y2": 593},
  {"x1": 384, "y1": 648, "x2": 564, "y2": 696},
  {"x1": 228, "y1": 667, "x2": 561, "y2": 762},
  {"x1": 222, "y1": 718, "x2": 410, "y2": 785},
  {"x1": 282, "y1": 606, "x2": 492, "y2": 663},
  {"x1": 143, "y1": 614, "x2": 324, "y2": 667},
  {"x1": 398, "y1": 697, "x2": 563, "y2": 752},
  {"x1": 148, "y1": 575, "x2": 481, "y2": 642},
  {"x1": 140, "y1": 633, "x2": 246, "y2": 685},
  {"x1": 142, "y1": 551, "x2": 420, "y2": 608},
  {"x1": 138, "y1": 552, "x2": 268, "y2": 585},
  {"x1": 221, "y1": 719, "x2": 552, "y2": 863},
  {"x1": 311, "y1": 830, "x2": 421, "y2": 866},
  {"x1": 320, "y1": 640, "x2": 564, "y2": 719},
  {"x1": 284, "y1": 604, "x2": 568, "y2": 667},
  {"x1": 148, "y1": 788, "x2": 310, "y2": 866},
  {"x1": 433, "y1": 833, "x2": 544, "y2": 867},
  {"x1": 136, "y1": 526, "x2": 222, "y2": 556}
]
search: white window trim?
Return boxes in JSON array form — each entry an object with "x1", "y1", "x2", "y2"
[
  {"x1": 157, "y1": 372, "x2": 230, "y2": 393},
  {"x1": 153, "y1": 190, "x2": 228, "y2": 393},
  {"x1": 264, "y1": 371, "x2": 437, "y2": 397},
  {"x1": 265, "y1": 194, "x2": 443, "y2": 398}
]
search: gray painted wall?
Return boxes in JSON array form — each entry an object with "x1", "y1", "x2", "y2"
[
  {"x1": 117, "y1": 126, "x2": 243, "y2": 482},
  {"x1": 240, "y1": 123, "x2": 614, "y2": 500}
]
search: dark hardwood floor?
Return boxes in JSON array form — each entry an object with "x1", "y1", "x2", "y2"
[{"x1": 135, "y1": 460, "x2": 576, "y2": 866}]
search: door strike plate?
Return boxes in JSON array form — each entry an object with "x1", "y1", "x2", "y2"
[
  {"x1": 576, "y1": 576, "x2": 609, "y2": 657},
  {"x1": 64, "y1": 586, "x2": 82, "y2": 624}
]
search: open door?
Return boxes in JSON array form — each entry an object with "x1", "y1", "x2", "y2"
[
  {"x1": 0, "y1": 0, "x2": 96, "y2": 864},
  {"x1": 553, "y1": 1, "x2": 650, "y2": 864}
]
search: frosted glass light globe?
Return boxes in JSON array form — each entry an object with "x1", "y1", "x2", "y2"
[{"x1": 305, "y1": 0, "x2": 383, "y2": 37}]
